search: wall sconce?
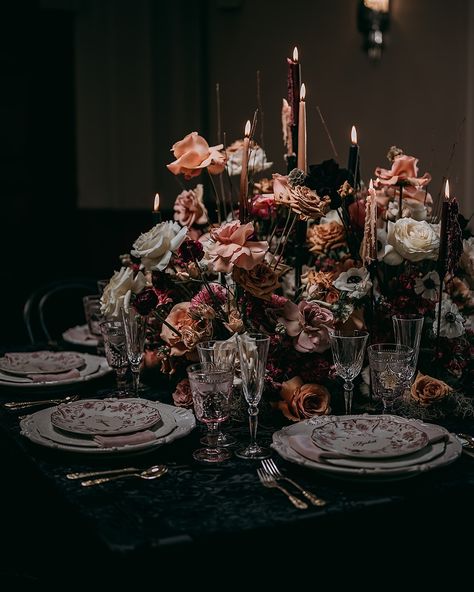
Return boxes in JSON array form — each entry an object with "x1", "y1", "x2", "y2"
[{"x1": 357, "y1": 0, "x2": 390, "y2": 61}]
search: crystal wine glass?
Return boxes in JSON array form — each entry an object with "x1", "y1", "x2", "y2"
[
  {"x1": 197, "y1": 340, "x2": 238, "y2": 447},
  {"x1": 329, "y1": 330, "x2": 369, "y2": 415},
  {"x1": 392, "y1": 314, "x2": 424, "y2": 383},
  {"x1": 236, "y1": 333, "x2": 271, "y2": 460},
  {"x1": 187, "y1": 363, "x2": 234, "y2": 463},
  {"x1": 121, "y1": 307, "x2": 147, "y2": 398},
  {"x1": 368, "y1": 343, "x2": 414, "y2": 413},
  {"x1": 100, "y1": 320, "x2": 129, "y2": 397}
]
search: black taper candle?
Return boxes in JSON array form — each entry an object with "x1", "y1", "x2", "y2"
[{"x1": 347, "y1": 126, "x2": 360, "y2": 187}]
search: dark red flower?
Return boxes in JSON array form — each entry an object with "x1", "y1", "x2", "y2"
[
  {"x1": 133, "y1": 288, "x2": 158, "y2": 315},
  {"x1": 176, "y1": 239, "x2": 204, "y2": 264}
]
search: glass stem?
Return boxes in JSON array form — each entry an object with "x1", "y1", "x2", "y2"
[
  {"x1": 115, "y1": 367, "x2": 127, "y2": 397},
  {"x1": 207, "y1": 422, "x2": 219, "y2": 451},
  {"x1": 248, "y1": 405, "x2": 259, "y2": 449},
  {"x1": 343, "y1": 380, "x2": 353, "y2": 414},
  {"x1": 131, "y1": 366, "x2": 140, "y2": 397}
]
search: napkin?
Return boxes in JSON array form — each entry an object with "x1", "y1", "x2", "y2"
[
  {"x1": 93, "y1": 430, "x2": 157, "y2": 448},
  {"x1": 287, "y1": 432, "x2": 449, "y2": 463},
  {"x1": 27, "y1": 369, "x2": 81, "y2": 383},
  {"x1": 67, "y1": 326, "x2": 96, "y2": 341}
]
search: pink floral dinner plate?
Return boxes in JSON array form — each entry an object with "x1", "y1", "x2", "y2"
[
  {"x1": 310, "y1": 416, "x2": 429, "y2": 459},
  {"x1": 50, "y1": 399, "x2": 162, "y2": 436},
  {"x1": 0, "y1": 351, "x2": 85, "y2": 376}
]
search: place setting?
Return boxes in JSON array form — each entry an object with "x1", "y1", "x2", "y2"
[
  {"x1": 19, "y1": 396, "x2": 195, "y2": 456},
  {"x1": 0, "y1": 350, "x2": 110, "y2": 388}
]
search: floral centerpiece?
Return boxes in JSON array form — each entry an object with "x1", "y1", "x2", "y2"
[{"x1": 100, "y1": 61, "x2": 474, "y2": 423}]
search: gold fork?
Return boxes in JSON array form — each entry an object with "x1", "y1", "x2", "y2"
[{"x1": 257, "y1": 468, "x2": 308, "y2": 510}]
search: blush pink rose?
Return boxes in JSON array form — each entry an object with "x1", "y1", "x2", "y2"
[
  {"x1": 250, "y1": 194, "x2": 276, "y2": 219},
  {"x1": 277, "y1": 300, "x2": 334, "y2": 353},
  {"x1": 173, "y1": 184, "x2": 208, "y2": 226},
  {"x1": 167, "y1": 132, "x2": 226, "y2": 179},
  {"x1": 375, "y1": 154, "x2": 431, "y2": 188},
  {"x1": 172, "y1": 378, "x2": 194, "y2": 409},
  {"x1": 207, "y1": 221, "x2": 268, "y2": 273}
]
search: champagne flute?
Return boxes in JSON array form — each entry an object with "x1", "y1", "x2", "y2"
[
  {"x1": 392, "y1": 314, "x2": 424, "y2": 383},
  {"x1": 236, "y1": 333, "x2": 271, "y2": 460},
  {"x1": 329, "y1": 330, "x2": 369, "y2": 415},
  {"x1": 121, "y1": 307, "x2": 147, "y2": 398}
]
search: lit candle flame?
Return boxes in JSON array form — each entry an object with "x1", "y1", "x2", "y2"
[
  {"x1": 351, "y1": 125, "x2": 358, "y2": 144},
  {"x1": 293, "y1": 46, "x2": 298, "y2": 62},
  {"x1": 445, "y1": 179, "x2": 450, "y2": 200},
  {"x1": 153, "y1": 193, "x2": 160, "y2": 211},
  {"x1": 300, "y1": 83, "x2": 306, "y2": 100},
  {"x1": 244, "y1": 120, "x2": 251, "y2": 137},
  {"x1": 369, "y1": 178, "x2": 374, "y2": 190}
]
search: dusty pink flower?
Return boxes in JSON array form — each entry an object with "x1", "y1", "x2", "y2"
[
  {"x1": 275, "y1": 376, "x2": 330, "y2": 421},
  {"x1": 173, "y1": 378, "x2": 194, "y2": 409},
  {"x1": 277, "y1": 300, "x2": 334, "y2": 353},
  {"x1": 375, "y1": 154, "x2": 431, "y2": 189},
  {"x1": 206, "y1": 221, "x2": 268, "y2": 273},
  {"x1": 167, "y1": 132, "x2": 226, "y2": 179},
  {"x1": 250, "y1": 194, "x2": 276, "y2": 219},
  {"x1": 173, "y1": 184, "x2": 208, "y2": 226}
]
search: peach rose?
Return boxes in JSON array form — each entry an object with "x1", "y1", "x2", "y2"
[
  {"x1": 172, "y1": 378, "x2": 194, "y2": 409},
  {"x1": 167, "y1": 132, "x2": 226, "y2": 179},
  {"x1": 232, "y1": 262, "x2": 280, "y2": 301},
  {"x1": 160, "y1": 302, "x2": 212, "y2": 356},
  {"x1": 173, "y1": 184, "x2": 208, "y2": 227},
  {"x1": 375, "y1": 153, "x2": 431, "y2": 189},
  {"x1": 224, "y1": 308, "x2": 244, "y2": 334},
  {"x1": 275, "y1": 376, "x2": 330, "y2": 421},
  {"x1": 410, "y1": 372, "x2": 452, "y2": 406},
  {"x1": 307, "y1": 221, "x2": 347, "y2": 255},
  {"x1": 206, "y1": 221, "x2": 268, "y2": 273}
]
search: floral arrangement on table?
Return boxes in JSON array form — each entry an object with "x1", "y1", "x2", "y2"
[{"x1": 100, "y1": 51, "x2": 474, "y2": 422}]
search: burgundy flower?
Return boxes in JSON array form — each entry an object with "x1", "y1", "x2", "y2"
[
  {"x1": 172, "y1": 378, "x2": 194, "y2": 409},
  {"x1": 190, "y1": 284, "x2": 226, "y2": 309},
  {"x1": 133, "y1": 288, "x2": 158, "y2": 315},
  {"x1": 177, "y1": 239, "x2": 204, "y2": 264}
]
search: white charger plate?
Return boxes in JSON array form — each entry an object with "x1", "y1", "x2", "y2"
[
  {"x1": 50, "y1": 398, "x2": 162, "y2": 436},
  {"x1": 35, "y1": 405, "x2": 177, "y2": 448},
  {"x1": 20, "y1": 401, "x2": 195, "y2": 454},
  {"x1": 62, "y1": 325, "x2": 99, "y2": 347},
  {"x1": 272, "y1": 415, "x2": 461, "y2": 481},
  {"x1": 0, "y1": 353, "x2": 110, "y2": 388}
]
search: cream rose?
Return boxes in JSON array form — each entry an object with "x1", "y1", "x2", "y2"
[
  {"x1": 131, "y1": 221, "x2": 188, "y2": 271},
  {"x1": 100, "y1": 267, "x2": 147, "y2": 318},
  {"x1": 387, "y1": 219, "x2": 439, "y2": 262}
]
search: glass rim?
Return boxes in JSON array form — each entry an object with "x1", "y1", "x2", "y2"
[
  {"x1": 329, "y1": 330, "x2": 369, "y2": 339},
  {"x1": 99, "y1": 319, "x2": 123, "y2": 328},
  {"x1": 196, "y1": 340, "x2": 236, "y2": 349},
  {"x1": 368, "y1": 343, "x2": 414, "y2": 354},
  {"x1": 391, "y1": 314, "x2": 424, "y2": 321},
  {"x1": 186, "y1": 362, "x2": 234, "y2": 376}
]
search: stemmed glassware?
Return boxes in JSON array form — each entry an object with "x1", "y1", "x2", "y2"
[
  {"x1": 121, "y1": 307, "x2": 147, "y2": 398},
  {"x1": 100, "y1": 320, "x2": 129, "y2": 397},
  {"x1": 368, "y1": 343, "x2": 414, "y2": 413},
  {"x1": 235, "y1": 333, "x2": 271, "y2": 460},
  {"x1": 392, "y1": 314, "x2": 424, "y2": 384},
  {"x1": 329, "y1": 330, "x2": 369, "y2": 415},
  {"x1": 187, "y1": 362, "x2": 234, "y2": 463},
  {"x1": 196, "y1": 340, "x2": 238, "y2": 447}
]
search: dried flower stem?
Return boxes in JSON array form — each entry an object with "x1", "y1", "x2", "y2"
[
  {"x1": 270, "y1": 207, "x2": 293, "y2": 264},
  {"x1": 316, "y1": 105, "x2": 338, "y2": 159},
  {"x1": 273, "y1": 214, "x2": 298, "y2": 270}
]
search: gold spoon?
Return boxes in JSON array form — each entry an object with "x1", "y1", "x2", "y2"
[
  {"x1": 81, "y1": 464, "x2": 168, "y2": 487},
  {"x1": 3, "y1": 394, "x2": 80, "y2": 410}
]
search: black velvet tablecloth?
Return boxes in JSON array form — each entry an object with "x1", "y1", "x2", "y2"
[{"x1": 1, "y1": 352, "x2": 474, "y2": 585}]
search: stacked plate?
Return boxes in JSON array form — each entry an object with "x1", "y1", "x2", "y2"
[
  {"x1": 20, "y1": 398, "x2": 195, "y2": 455},
  {"x1": 0, "y1": 351, "x2": 110, "y2": 387},
  {"x1": 272, "y1": 414, "x2": 462, "y2": 481}
]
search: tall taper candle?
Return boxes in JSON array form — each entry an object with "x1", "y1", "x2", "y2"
[
  {"x1": 297, "y1": 83, "x2": 307, "y2": 172},
  {"x1": 152, "y1": 193, "x2": 162, "y2": 224},
  {"x1": 347, "y1": 125, "x2": 360, "y2": 186},
  {"x1": 287, "y1": 46, "x2": 300, "y2": 170},
  {"x1": 239, "y1": 120, "x2": 251, "y2": 222}
]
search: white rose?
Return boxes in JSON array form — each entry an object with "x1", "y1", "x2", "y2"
[
  {"x1": 387, "y1": 219, "x2": 439, "y2": 262},
  {"x1": 226, "y1": 145, "x2": 272, "y2": 176},
  {"x1": 100, "y1": 267, "x2": 147, "y2": 318},
  {"x1": 131, "y1": 221, "x2": 188, "y2": 271}
]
